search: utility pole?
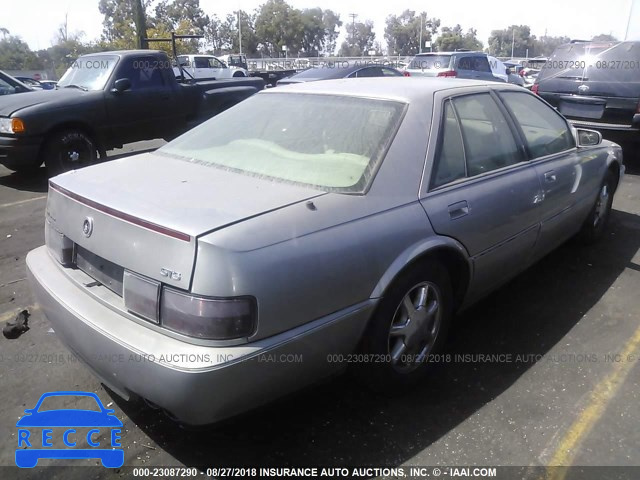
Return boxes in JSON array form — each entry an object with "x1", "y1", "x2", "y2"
[
  {"x1": 132, "y1": 0, "x2": 148, "y2": 49},
  {"x1": 419, "y1": 14, "x2": 424, "y2": 53},
  {"x1": 349, "y1": 13, "x2": 358, "y2": 54},
  {"x1": 238, "y1": 11, "x2": 242, "y2": 54},
  {"x1": 511, "y1": 27, "x2": 515, "y2": 59}
]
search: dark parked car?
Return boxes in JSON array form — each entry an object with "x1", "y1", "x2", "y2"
[
  {"x1": 0, "y1": 50, "x2": 264, "y2": 175},
  {"x1": 403, "y1": 51, "x2": 502, "y2": 82},
  {"x1": 28, "y1": 79, "x2": 623, "y2": 425},
  {"x1": 0, "y1": 70, "x2": 33, "y2": 95},
  {"x1": 276, "y1": 64, "x2": 403, "y2": 85},
  {"x1": 533, "y1": 41, "x2": 640, "y2": 139}
]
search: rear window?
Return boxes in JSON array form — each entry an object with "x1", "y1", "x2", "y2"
[
  {"x1": 159, "y1": 93, "x2": 406, "y2": 194},
  {"x1": 291, "y1": 66, "x2": 347, "y2": 80},
  {"x1": 408, "y1": 55, "x2": 451, "y2": 70},
  {"x1": 539, "y1": 42, "x2": 640, "y2": 82}
]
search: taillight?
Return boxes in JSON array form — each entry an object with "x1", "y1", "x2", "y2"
[
  {"x1": 161, "y1": 288, "x2": 256, "y2": 340},
  {"x1": 403, "y1": 71, "x2": 411, "y2": 77},
  {"x1": 123, "y1": 269, "x2": 257, "y2": 340},
  {"x1": 531, "y1": 83, "x2": 539, "y2": 95},
  {"x1": 437, "y1": 70, "x2": 457, "y2": 78}
]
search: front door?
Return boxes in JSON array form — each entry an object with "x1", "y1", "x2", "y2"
[{"x1": 105, "y1": 56, "x2": 176, "y2": 143}]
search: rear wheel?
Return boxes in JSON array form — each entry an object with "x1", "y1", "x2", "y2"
[
  {"x1": 356, "y1": 260, "x2": 453, "y2": 390},
  {"x1": 232, "y1": 71, "x2": 245, "y2": 77},
  {"x1": 577, "y1": 170, "x2": 615, "y2": 244},
  {"x1": 44, "y1": 129, "x2": 97, "y2": 176}
]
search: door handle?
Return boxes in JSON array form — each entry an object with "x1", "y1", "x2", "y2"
[
  {"x1": 448, "y1": 200, "x2": 469, "y2": 219},
  {"x1": 544, "y1": 171, "x2": 557, "y2": 182}
]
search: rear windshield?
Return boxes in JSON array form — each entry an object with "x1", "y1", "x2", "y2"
[
  {"x1": 539, "y1": 42, "x2": 640, "y2": 82},
  {"x1": 159, "y1": 93, "x2": 406, "y2": 194},
  {"x1": 291, "y1": 66, "x2": 347, "y2": 80},
  {"x1": 408, "y1": 54, "x2": 451, "y2": 70}
]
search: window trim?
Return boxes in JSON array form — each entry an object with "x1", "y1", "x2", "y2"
[
  {"x1": 494, "y1": 89, "x2": 577, "y2": 161},
  {"x1": 429, "y1": 100, "x2": 467, "y2": 190},
  {"x1": 427, "y1": 91, "x2": 530, "y2": 192}
]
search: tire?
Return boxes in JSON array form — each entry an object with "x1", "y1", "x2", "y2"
[
  {"x1": 355, "y1": 259, "x2": 453, "y2": 390},
  {"x1": 232, "y1": 71, "x2": 245, "y2": 77},
  {"x1": 44, "y1": 129, "x2": 97, "y2": 176},
  {"x1": 4, "y1": 161, "x2": 42, "y2": 175},
  {"x1": 576, "y1": 170, "x2": 615, "y2": 244}
]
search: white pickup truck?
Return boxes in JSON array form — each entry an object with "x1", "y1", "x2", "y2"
[{"x1": 173, "y1": 54, "x2": 249, "y2": 80}]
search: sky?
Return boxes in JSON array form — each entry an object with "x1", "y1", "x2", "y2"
[{"x1": 3, "y1": 0, "x2": 640, "y2": 52}]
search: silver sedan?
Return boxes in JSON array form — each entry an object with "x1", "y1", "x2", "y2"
[{"x1": 27, "y1": 78, "x2": 624, "y2": 425}]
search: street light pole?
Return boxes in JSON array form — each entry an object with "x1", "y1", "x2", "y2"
[
  {"x1": 625, "y1": 0, "x2": 635, "y2": 40},
  {"x1": 511, "y1": 28, "x2": 515, "y2": 59}
]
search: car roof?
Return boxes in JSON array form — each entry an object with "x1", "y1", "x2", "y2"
[
  {"x1": 412, "y1": 51, "x2": 485, "y2": 56},
  {"x1": 290, "y1": 63, "x2": 399, "y2": 80},
  {"x1": 266, "y1": 77, "x2": 524, "y2": 102},
  {"x1": 81, "y1": 50, "x2": 165, "y2": 58}
]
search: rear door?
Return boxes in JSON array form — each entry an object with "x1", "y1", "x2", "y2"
[{"x1": 421, "y1": 90, "x2": 542, "y2": 300}]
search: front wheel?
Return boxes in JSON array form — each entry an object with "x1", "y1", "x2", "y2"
[
  {"x1": 355, "y1": 260, "x2": 453, "y2": 390},
  {"x1": 577, "y1": 171, "x2": 615, "y2": 244},
  {"x1": 44, "y1": 129, "x2": 97, "y2": 176},
  {"x1": 232, "y1": 71, "x2": 245, "y2": 77}
]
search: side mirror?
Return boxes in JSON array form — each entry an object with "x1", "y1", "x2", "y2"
[
  {"x1": 576, "y1": 128, "x2": 602, "y2": 147},
  {"x1": 111, "y1": 78, "x2": 131, "y2": 93}
]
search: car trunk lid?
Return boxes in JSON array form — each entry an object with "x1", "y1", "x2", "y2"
[
  {"x1": 536, "y1": 42, "x2": 640, "y2": 123},
  {"x1": 47, "y1": 151, "x2": 325, "y2": 290}
]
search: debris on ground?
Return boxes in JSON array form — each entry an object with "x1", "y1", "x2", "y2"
[{"x1": 3, "y1": 309, "x2": 30, "y2": 339}]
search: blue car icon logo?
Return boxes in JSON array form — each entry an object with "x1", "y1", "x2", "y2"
[{"x1": 16, "y1": 391, "x2": 124, "y2": 468}]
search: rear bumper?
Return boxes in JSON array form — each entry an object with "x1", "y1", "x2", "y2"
[
  {"x1": 26, "y1": 246, "x2": 374, "y2": 425},
  {"x1": 0, "y1": 134, "x2": 43, "y2": 170}
]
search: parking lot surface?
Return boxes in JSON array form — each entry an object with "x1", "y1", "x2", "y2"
[{"x1": 0, "y1": 142, "x2": 638, "y2": 477}]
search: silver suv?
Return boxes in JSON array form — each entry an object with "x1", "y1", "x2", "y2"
[{"x1": 404, "y1": 51, "x2": 502, "y2": 82}]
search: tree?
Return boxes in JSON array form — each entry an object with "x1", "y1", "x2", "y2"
[
  {"x1": 98, "y1": 0, "x2": 139, "y2": 49},
  {"x1": 255, "y1": 0, "x2": 304, "y2": 56},
  {"x1": 338, "y1": 20, "x2": 375, "y2": 56},
  {"x1": 322, "y1": 10, "x2": 342, "y2": 55},
  {"x1": 592, "y1": 33, "x2": 618, "y2": 42},
  {"x1": 299, "y1": 8, "x2": 325, "y2": 55},
  {"x1": 154, "y1": 0, "x2": 209, "y2": 31},
  {"x1": 0, "y1": 27, "x2": 9, "y2": 39},
  {"x1": 536, "y1": 35, "x2": 570, "y2": 56},
  {"x1": 384, "y1": 10, "x2": 440, "y2": 56},
  {"x1": 488, "y1": 25, "x2": 537, "y2": 57},
  {"x1": 148, "y1": 0, "x2": 209, "y2": 54},
  {"x1": 435, "y1": 25, "x2": 482, "y2": 52},
  {"x1": 0, "y1": 36, "x2": 42, "y2": 70}
]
